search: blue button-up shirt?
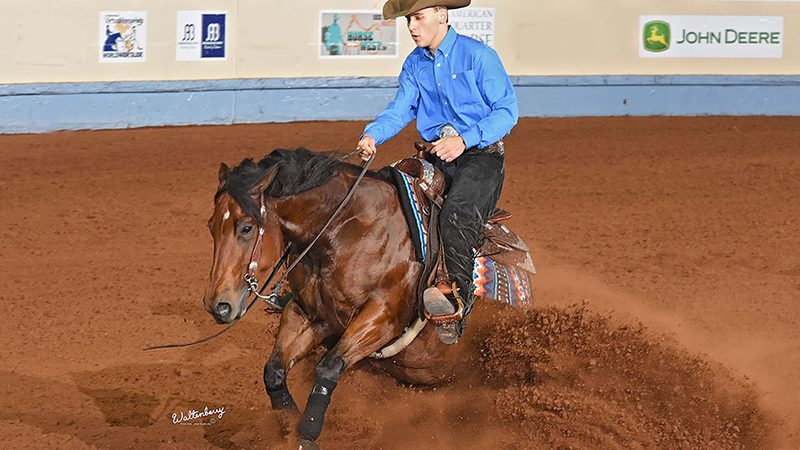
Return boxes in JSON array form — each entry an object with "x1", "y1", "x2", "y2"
[{"x1": 364, "y1": 27, "x2": 518, "y2": 150}]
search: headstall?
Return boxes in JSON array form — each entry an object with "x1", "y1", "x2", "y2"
[{"x1": 144, "y1": 150, "x2": 374, "y2": 351}]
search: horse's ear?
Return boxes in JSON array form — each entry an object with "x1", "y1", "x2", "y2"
[
  {"x1": 249, "y1": 166, "x2": 278, "y2": 197},
  {"x1": 218, "y1": 162, "x2": 230, "y2": 183}
]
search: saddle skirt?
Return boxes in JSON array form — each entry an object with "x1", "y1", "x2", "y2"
[{"x1": 389, "y1": 156, "x2": 536, "y2": 310}]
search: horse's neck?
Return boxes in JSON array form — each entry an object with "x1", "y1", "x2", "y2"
[{"x1": 271, "y1": 171, "x2": 355, "y2": 244}]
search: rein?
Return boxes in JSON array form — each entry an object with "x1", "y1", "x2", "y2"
[
  {"x1": 142, "y1": 248, "x2": 289, "y2": 351},
  {"x1": 143, "y1": 150, "x2": 375, "y2": 351},
  {"x1": 270, "y1": 150, "x2": 372, "y2": 289}
]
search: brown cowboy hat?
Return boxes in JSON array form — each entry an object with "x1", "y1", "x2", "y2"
[{"x1": 382, "y1": 0, "x2": 471, "y2": 20}]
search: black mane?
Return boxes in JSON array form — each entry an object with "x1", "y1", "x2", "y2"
[{"x1": 217, "y1": 148, "x2": 348, "y2": 224}]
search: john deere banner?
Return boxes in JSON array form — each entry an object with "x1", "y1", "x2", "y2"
[
  {"x1": 319, "y1": 11, "x2": 398, "y2": 58},
  {"x1": 640, "y1": 16, "x2": 783, "y2": 58}
]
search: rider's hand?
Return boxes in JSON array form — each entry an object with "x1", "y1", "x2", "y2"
[
  {"x1": 431, "y1": 136, "x2": 466, "y2": 163},
  {"x1": 357, "y1": 135, "x2": 377, "y2": 161}
]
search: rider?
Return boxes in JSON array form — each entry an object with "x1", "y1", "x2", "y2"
[{"x1": 357, "y1": 0, "x2": 518, "y2": 344}]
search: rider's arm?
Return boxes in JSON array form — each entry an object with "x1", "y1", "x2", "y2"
[
  {"x1": 459, "y1": 47, "x2": 519, "y2": 150},
  {"x1": 363, "y1": 55, "x2": 420, "y2": 147}
]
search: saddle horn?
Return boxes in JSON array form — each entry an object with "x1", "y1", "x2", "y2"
[{"x1": 414, "y1": 141, "x2": 427, "y2": 159}]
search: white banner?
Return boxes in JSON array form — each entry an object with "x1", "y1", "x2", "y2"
[
  {"x1": 319, "y1": 11, "x2": 399, "y2": 58},
  {"x1": 640, "y1": 16, "x2": 783, "y2": 58},
  {"x1": 450, "y1": 7, "x2": 495, "y2": 48},
  {"x1": 100, "y1": 11, "x2": 146, "y2": 63},
  {"x1": 176, "y1": 11, "x2": 228, "y2": 61}
]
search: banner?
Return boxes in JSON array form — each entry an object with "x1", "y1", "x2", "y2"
[
  {"x1": 100, "y1": 12, "x2": 146, "y2": 63},
  {"x1": 320, "y1": 10, "x2": 398, "y2": 58},
  {"x1": 640, "y1": 16, "x2": 783, "y2": 58},
  {"x1": 450, "y1": 7, "x2": 495, "y2": 48},
  {"x1": 177, "y1": 11, "x2": 228, "y2": 61}
]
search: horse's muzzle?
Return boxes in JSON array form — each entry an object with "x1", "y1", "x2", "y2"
[{"x1": 212, "y1": 302, "x2": 233, "y2": 323}]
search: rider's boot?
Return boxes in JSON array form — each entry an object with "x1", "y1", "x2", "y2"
[{"x1": 423, "y1": 280, "x2": 464, "y2": 345}]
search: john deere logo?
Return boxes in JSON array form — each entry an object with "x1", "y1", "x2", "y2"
[{"x1": 644, "y1": 20, "x2": 670, "y2": 52}]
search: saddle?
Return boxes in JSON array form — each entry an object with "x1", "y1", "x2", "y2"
[
  {"x1": 392, "y1": 143, "x2": 446, "y2": 214},
  {"x1": 390, "y1": 142, "x2": 536, "y2": 321}
]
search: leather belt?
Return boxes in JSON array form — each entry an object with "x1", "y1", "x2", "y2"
[
  {"x1": 473, "y1": 140, "x2": 504, "y2": 155},
  {"x1": 438, "y1": 125, "x2": 504, "y2": 156}
]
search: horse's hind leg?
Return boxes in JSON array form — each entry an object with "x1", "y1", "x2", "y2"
[
  {"x1": 265, "y1": 300, "x2": 327, "y2": 411},
  {"x1": 298, "y1": 300, "x2": 401, "y2": 442}
]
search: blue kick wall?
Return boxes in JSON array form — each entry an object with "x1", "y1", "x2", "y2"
[{"x1": 1, "y1": 76, "x2": 799, "y2": 134}]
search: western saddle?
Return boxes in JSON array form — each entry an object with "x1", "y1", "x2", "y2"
[{"x1": 392, "y1": 142, "x2": 515, "y2": 325}]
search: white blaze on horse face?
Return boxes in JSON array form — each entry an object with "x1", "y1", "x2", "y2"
[{"x1": 222, "y1": 210, "x2": 231, "y2": 221}]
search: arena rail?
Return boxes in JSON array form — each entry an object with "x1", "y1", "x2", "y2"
[{"x1": 2, "y1": 75, "x2": 799, "y2": 134}]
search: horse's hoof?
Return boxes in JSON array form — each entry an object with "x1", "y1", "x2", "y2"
[
  {"x1": 275, "y1": 408, "x2": 304, "y2": 439},
  {"x1": 298, "y1": 439, "x2": 320, "y2": 450}
]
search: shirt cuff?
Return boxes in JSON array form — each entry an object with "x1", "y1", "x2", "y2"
[
  {"x1": 362, "y1": 125, "x2": 384, "y2": 147},
  {"x1": 460, "y1": 127, "x2": 481, "y2": 150}
]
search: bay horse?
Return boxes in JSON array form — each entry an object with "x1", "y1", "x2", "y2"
[{"x1": 204, "y1": 149, "x2": 459, "y2": 446}]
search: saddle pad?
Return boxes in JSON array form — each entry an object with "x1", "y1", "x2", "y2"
[
  {"x1": 390, "y1": 168, "x2": 428, "y2": 263},
  {"x1": 473, "y1": 256, "x2": 533, "y2": 310}
]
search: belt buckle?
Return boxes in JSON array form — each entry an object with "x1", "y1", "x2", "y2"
[{"x1": 483, "y1": 140, "x2": 504, "y2": 155}]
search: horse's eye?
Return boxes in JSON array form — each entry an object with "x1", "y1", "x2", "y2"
[{"x1": 241, "y1": 225, "x2": 253, "y2": 235}]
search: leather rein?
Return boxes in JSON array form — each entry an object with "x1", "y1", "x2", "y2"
[{"x1": 144, "y1": 150, "x2": 374, "y2": 351}]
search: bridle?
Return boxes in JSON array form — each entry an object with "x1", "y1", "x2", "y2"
[
  {"x1": 242, "y1": 198, "x2": 280, "y2": 303},
  {"x1": 144, "y1": 150, "x2": 374, "y2": 351}
]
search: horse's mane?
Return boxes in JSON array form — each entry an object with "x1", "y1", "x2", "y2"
[{"x1": 218, "y1": 148, "x2": 379, "y2": 225}]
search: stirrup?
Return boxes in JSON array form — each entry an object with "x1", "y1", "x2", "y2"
[{"x1": 423, "y1": 281, "x2": 464, "y2": 326}]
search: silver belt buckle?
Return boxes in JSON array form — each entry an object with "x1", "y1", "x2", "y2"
[{"x1": 489, "y1": 140, "x2": 505, "y2": 155}]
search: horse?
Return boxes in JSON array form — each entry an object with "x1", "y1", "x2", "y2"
[{"x1": 204, "y1": 148, "x2": 461, "y2": 446}]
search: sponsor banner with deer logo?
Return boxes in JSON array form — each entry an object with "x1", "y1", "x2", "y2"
[{"x1": 640, "y1": 15, "x2": 783, "y2": 58}]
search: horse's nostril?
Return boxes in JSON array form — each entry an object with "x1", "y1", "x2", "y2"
[{"x1": 215, "y1": 302, "x2": 232, "y2": 318}]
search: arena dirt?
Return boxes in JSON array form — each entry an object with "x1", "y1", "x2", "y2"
[{"x1": 1, "y1": 117, "x2": 798, "y2": 449}]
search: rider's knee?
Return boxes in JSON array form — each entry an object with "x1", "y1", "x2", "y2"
[{"x1": 439, "y1": 206, "x2": 460, "y2": 233}]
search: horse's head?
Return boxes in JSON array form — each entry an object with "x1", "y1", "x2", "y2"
[{"x1": 203, "y1": 161, "x2": 284, "y2": 324}]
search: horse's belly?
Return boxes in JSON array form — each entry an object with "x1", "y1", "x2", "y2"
[{"x1": 370, "y1": 326, "x2": 463, "y2": 385}]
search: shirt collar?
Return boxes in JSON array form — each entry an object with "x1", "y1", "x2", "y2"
[
  {"x1": 438, "y1": 26, "x2": 458, "y2": 57},
  {"x1": 421, "y1": 26, "x2": 457, "y2": 60}
]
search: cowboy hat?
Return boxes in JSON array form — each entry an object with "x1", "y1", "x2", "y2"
[{"x1": 382, "y1": 0, "x2": 471, "y2": 20}]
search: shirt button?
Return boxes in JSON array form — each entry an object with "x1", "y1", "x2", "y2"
[
  {"x1": 452, "y1": 74, "x2": 457, "y2": 79},
  {"x1": 436, "y1": 63, "x2": 441, "y2": 68},
  {"x1": 438, "y1": 83, "x2": 441, "y2": 87}
]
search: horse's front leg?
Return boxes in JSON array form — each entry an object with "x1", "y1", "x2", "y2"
[
  {"x1": 264, "y1": 299, "x2": 327, "y2": 411},
  {"x1": 298, "y1": 300, "x2": 401, "y2": 443}
]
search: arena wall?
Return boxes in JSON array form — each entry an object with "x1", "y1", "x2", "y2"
[{"x1": 2, "y1": 0, "x2": 800, "y2": 133}]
